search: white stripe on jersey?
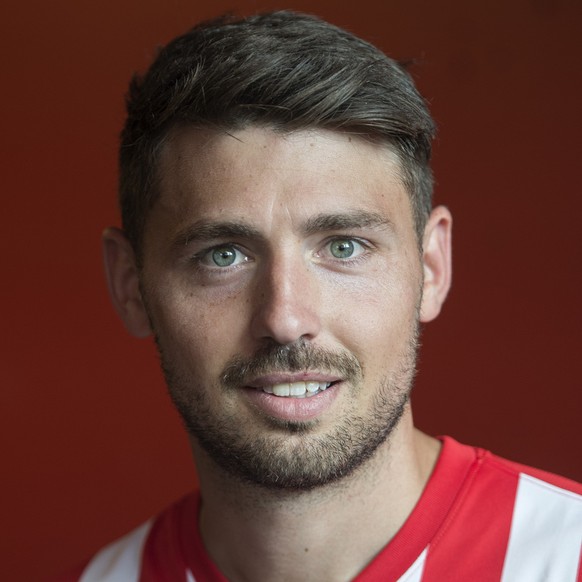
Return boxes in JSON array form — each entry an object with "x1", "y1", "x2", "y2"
[
  {"x1": 397, "y1": 547, "x2": 428, "y2": 582},
  {"x1": 186, "y1": 569, "x2": 196, "y2": 582},
  {"x1": 80, "y1": 520, "x2": 152, "y2": 582},
  {"x1": 500, "y1": 473, "x2": 582, "y2": 582}
]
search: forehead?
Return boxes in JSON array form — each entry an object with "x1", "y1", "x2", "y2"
[{"x1": 151, "y1": 125, "x2": 414, "y2": 236}]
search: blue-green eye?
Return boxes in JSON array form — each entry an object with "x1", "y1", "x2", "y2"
[
  {"x1": 329, "y1": 239, "x2": 356, "y2": 259},
  {"x1": 200, "y1": 245, "x2": 249, "y2": 268},
  {"x1": 212, "y1": 246, "x2": 237, "y2": 267}
]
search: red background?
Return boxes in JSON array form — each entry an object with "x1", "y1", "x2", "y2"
[{"x1": 2, "y1": 0, "x2": 581, "y2": 579}]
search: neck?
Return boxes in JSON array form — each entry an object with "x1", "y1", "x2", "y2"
[{"x1": 193, "y1": 411, "x2": 440, "y2": 582}]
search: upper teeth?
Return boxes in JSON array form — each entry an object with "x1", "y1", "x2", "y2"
[{"x1": 262, "y1": 381, "x2": 331, "y2": 398}]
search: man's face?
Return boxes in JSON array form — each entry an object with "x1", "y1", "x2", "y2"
[{"x1": 138, "y1": 126, "x2": 427, "y2": 490}]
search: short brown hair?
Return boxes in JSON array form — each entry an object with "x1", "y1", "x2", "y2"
[{"x1": 119, "y1": 11, "x2": 436, "y2": 258}]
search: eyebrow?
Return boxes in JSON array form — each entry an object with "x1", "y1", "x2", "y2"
[
  {"x1": 172, "y1": 221, "x2": 263, "y2": 248},
  {"x1": 303, "y1": 210, "x2": 394, "y2": 235},
  {"x1": 172, "y1": 210, "x2": 394, "y2": 249}
]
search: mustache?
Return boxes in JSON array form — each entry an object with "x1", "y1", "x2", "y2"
[{"x1": 221, "y1": 340, "x2": 362, "y2": 389}]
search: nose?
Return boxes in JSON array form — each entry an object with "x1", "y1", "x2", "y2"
[{"x1": 250, "y1": 255, "x2": 321, "y2": 345}]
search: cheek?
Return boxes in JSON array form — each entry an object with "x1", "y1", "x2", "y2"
[
  {"x1": 327, "y1": 269, "x2": 420, "y2": 363},
  {"x1": 149, "y1": 284, "x2": 252, "y2": 373}
]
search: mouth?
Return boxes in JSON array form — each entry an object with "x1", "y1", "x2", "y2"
[
  {"x1": 259, "y1": 381, "x2": 334, "y2": 398},
  {"x1": 243, "y1": 375, "x2": 341, "y2": 421}
]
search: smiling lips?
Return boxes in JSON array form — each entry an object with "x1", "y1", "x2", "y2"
[
  {"x1": 244, "y1": 376, "x2": 340, "y2": 421},
  {"x1": 260, "y1": 381, "x2": 332, "y2": 398}
]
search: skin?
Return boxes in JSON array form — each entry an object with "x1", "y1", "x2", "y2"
[{"x1": 103, "y1": 126, "x2": 452, "y2": 581}]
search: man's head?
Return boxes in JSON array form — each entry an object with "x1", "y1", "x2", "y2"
[
  {"x1": 105, "y1": 12, "x2": 452, "y2": 492},
  {"x1": 119, "y1": 11, "x2": 436, "y2": 262}
]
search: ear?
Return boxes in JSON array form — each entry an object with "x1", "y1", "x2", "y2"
[
  {"x1": 102, "y1": 227, "x2": 152, "y2": 338},
  {"x1": 419, "y1": 206, "x2": 453, "y2": 323}
]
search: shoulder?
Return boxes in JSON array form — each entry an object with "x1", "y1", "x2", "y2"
[
  {"x1": 52, "y1": 493, "x2": 200, "y2": 582},
  {"x1": 482, "y1": 446, "x2": 582, "y2": 579},
  {"x1": 440, "y1": 435, "x2": 582, "y2": 495},
  {"x1": 480, "y1": 441, "x2": 582, "y2": 493},
  {"x1": 48, "y1": 520, "x2": 152, "y2": 582},
  {"x1": 432, "y1": 437, "x2": 582, "y2": 581},
  {"x1": 471, "y1": 441, "x2": 582, "y2": 521},
  {"x1": 442, "y1": 436, "x2": 582, "y2": 532}
]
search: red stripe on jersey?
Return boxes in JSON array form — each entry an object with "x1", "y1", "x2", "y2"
[
  {"x1": 140, "y1": 496, "x2": 191, "y2": 582},
  {"x1": 419, "y1": 449, "x2": 518, "y2": 581},
  {"x1": 140, "y1": 493, "x2": 227, "y2": 582},
  {"x1": 179, "y1": 495, "x2": 228, "y2": 582},
  {"x1": 356, "y1": 437, "x2": 477, "y2": 581}
]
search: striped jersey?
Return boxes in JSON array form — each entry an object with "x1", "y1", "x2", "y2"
[{"x1": 59, "y1": 437, "x2": 582, "y2": 581}]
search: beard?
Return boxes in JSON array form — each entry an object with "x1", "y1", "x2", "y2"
[{"x1": 157, "y1": 332, "x2": 419, "y2": 492}]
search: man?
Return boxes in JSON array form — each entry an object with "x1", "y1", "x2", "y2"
[{"x1": 64, "y1": 11, "x2": 581, "y2": 582}]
